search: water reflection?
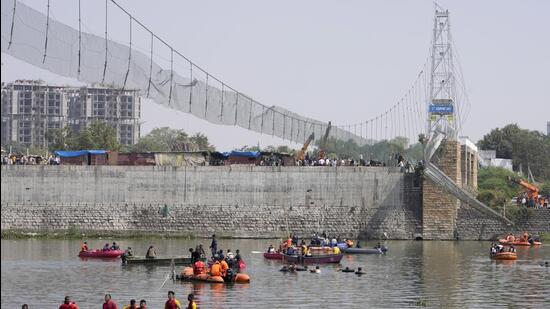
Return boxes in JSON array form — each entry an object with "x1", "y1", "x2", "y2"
[{"x1": 1, "y1": 239, "x2": 549, "y2": 308}]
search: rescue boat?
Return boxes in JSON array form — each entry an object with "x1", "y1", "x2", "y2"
[
  {"x1": 178, "y1": 267, "x2": 250, "y2": 284},
  {"x1": 490, "y1": 252, "x2": 518, "y2": 260},
  {"x1": 78, "y1": 249, "x2": 123, "y2": 258},
  {"x1": 263, "y1": 252, "x2": 283, "y2": 260},
  {"x1": 498, "y1": 239, "x2": 542, "y2": 246}
]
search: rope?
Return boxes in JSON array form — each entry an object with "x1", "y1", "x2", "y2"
[
  {"x1": 77, "y1": 0, "x2": 81, "y2": 77},
  {"x1": 101, "y1": 0, "x2": 108, "y2": 84},
  {"x1": 122, "y1": 16, "x2": 132, "y2": 89},
  {"x1": 42, "y1": 0, "x2": 50, "y2": 63},
  {"x1": 7, "y1": 0, "x2": 16, "y2": 50}
]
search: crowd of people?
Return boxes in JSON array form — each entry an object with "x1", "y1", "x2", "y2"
[
  {"x1": 27, "y1": 291, "x2": 198, "y2": 309},
  {"x1": 187, "y1": 234, "x2": 244, "y2": 282},
  {"x1": 515, "y1": 193, "x2": 549, "y2": 209},
  {"x1": 1, "y1": 154, "x2": 60, "y2": 165}
]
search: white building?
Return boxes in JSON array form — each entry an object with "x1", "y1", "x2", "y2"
[{"x1": 478, "y1": 149, "x2": 513, "y2": 171}]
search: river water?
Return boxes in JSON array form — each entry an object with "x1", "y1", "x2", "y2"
[{"x1": 1, "y1": 239, "x2": 549, "y2": 308}]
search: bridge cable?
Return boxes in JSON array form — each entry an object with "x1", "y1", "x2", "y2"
[
  {"x1": 122, "y1": 16, "x2": 132, "y2": 90},
  {"x1": 101, "y1": 0, "x2": 108, "y2": 84},
  {"x1": 7, "y1": 0, "x2": 16, "y2": 50},
  {"x1": 42, "y1": 0, "x2": 50, "y2": 63}
]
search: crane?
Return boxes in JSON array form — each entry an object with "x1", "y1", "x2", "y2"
[
  {"x1": 318, "y1": 121, "x2": 332, "y2": 160},
  {"x1": 295, "y1": 132, "x2": 315, "y2": 162},
  {"x1": 509, "y1": 176, "x2": 540, "y2": 203}
]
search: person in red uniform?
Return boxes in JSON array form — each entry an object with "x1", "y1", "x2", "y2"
[
  {"x1": 103, "y1": 294, "x2": 118, "y2": 309},
  {"x1": 59, "y1": 296, "x2": 79, "y2": 309},
  {"x1": 194, "y1": 260, "x2": 205, "y2": 275},
  {"x1": 165, "y1": 291, "x2": 181, "y2": 309}
]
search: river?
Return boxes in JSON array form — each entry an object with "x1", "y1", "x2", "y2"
[{"x1": 1, "y1": 239, "x2": 549, "y2": 308}]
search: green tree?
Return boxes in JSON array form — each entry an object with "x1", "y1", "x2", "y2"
[
  {"x1": 478, "y1": 124, "x2": 550, "y2": 181},
  {"x1": 46, "y1": 126, "x2": 77, "y2": 151},
  {"x1": 131, "y1": 127, "x2": 211, "y2": 152},
  {"x1": 189, "y1": 133, "x2": 215, "y2": 151},
  {"x1": 81, "y1": 121, "x2": 121, "y2": 151}
]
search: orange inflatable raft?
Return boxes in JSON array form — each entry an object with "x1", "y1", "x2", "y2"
[
  {"x1": 490, "y1": 252, "x2": 518, "y2": 260},
  {"x1": 498, "y1": 239, "x2": 542, "y2": 246},
  {"x1": 179, "y1": 267, "x2": 250, "y2": 284}
]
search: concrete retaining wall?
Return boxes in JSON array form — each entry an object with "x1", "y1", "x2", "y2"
[{"x1": 1, "y1": 165, "x2": 422, "y2": 239}]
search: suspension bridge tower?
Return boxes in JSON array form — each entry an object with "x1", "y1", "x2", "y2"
[{"x1": 422, "y1": 6, "x2": 463, "y2": 240}]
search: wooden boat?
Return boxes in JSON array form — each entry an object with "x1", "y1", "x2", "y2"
[
  {"x1": 78, "y1": 249, "x2": 123, "y2": 258},
  {"x1": 283, "y1": 253, "x2": 344, "y2": 264},
  {"x1": 490, "y1": 252, "x2": 517, "y2": 260},
  {"x1": 498, "y1": 239, "x2": 542, "y2": 246},
  {"x1": 177, "y1": 267, "x2": 250, "y2": 284},
  {"x1": 263, "y1": 252, "x2": 284, "y2": 260},
  {"x1": 124, "y1": 256, "x2": 206, "y2": 265},
  {"x1": 342, "y1": 247, "x2": 385, "y2": 254}
]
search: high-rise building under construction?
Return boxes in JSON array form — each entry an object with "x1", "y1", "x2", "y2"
[{"x1": 1, "y1": 80, "x2": 140, "y2": 148}]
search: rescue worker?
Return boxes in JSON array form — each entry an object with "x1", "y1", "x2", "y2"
[
  {"x1": 210, "y1": 260, "x2": 222, "y2": 276},
  {"x1": 59, "y1": 296, "x2": 80, "y2": 309},
  {"x1": 139, "y1": 300, "x2": 147, "y2": 309},
  {"x1": 220, "y1": 258, "x2": 229, "y2": 277},
  {"x1": 122, "y1": 299, "x2": 138, "y2": 309},
  {"x1": 164, "y1": 291, "x2": 181, "y2": 309},
  {"x1": 186, "y1": 294, "x2": 197, "y2": 309},
  {"x1": 193, "y1": 259, "x2": 205, "y2": 275},
  {"x1": 80, "y1": 242, "x2": 89, "y2": 252}
]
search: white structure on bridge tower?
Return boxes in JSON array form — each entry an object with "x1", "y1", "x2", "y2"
[{"x1": 428, "y1": 5, "x2": 458, "y2": 140}]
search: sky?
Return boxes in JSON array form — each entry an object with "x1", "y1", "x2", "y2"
[{"x1": 2, "y1": 0, "x2": 549, "y2": 150}]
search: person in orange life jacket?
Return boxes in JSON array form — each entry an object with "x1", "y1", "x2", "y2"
[{"x1": 210, "y1": 260, "x2": 222, "y2": 276}]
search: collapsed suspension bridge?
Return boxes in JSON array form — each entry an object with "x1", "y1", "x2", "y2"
[{"x1": 1, "y1": 0, "x2": 470, "y2": 153}]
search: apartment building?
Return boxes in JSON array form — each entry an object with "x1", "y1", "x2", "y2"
[{"x1": 1, "y1": 80, "x2": 140, "y2": 148}]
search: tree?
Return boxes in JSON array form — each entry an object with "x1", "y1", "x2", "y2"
[
  {"x1": 478, "y1": 124, "x2": 550, "y2": 181},
  {"x1": 190, "y1": 133, "x2": 215, "y2": 151},
  {"x1": 81, "y1": 121, "x2": 121, "y2": 151},
  {"x1": 46, "y1": 126, "x2": 77, "y2": 151},
  {"x1": 131, "y1": 127, "x2": 211, "y2": 152}
]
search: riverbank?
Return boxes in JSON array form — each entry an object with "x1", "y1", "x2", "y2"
[{"x1": 0, "y1": 228, "x2": 285, "y2": 240}]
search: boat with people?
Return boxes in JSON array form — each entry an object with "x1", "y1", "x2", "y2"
[
  {"x1": 342, "y1": 247, "x2": 385, "y2": 254},
  {"x1": 490, "y1": 252, "x2": 518, "y2": 260},
  {"x1": 177, "y1": 266, "x2": 250, "y2": 284},
  {"x1": 123, "y1": 256, "x2": 206, "y2": 265},
  {"x1": 283, "y1": 253, "x2": 344, "y2": 264},
  {"x1": 78, "y1": 249, "x2": 124, "y2": 258},
  {"x1": 498, "y1": 232, "x2": 542, "y2": 246},
  {"x1": 263, "y1": 252, "x2": 284, "y2": 260}
]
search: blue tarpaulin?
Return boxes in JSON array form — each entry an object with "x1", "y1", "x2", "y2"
[
  {"x1": 226, "y1": 151, "x2": 261, "y2": 158},
  {"x1": 54, "y1": 150, "x2": 107, "y2": 158}
]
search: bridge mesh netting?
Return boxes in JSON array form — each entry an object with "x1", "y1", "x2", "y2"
[{"x1": 1, "y1": 0, "x2": 367, "y2": 146}]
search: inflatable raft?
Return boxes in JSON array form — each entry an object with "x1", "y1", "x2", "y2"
[
  {"x1": 178, "y1": 267, "x2": 250, "y2": 284},
  {"x1": 342, "y1": 247, "x2": 387, "y2": 254},
  {"x1": 490, "y1": 252, "x2": 518, "y2": 260},
  {"x1": 498, "y1": 239, "x2": 542, "y2": 246},
  {"x1": 263, "y1": 252, "x2": 283, "y2": 260},
  {"x1": 78, "y1": 249, "x2": 123, "y2": 258}
]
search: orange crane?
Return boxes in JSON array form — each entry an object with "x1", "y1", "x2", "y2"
[
  {"x1": 318, "y1": 121, "x2": 332, "y2": 160},
  {"x1": 509, "y1": 176, "x2": 540, "y2": 203},
  {"x1": 296, "y1": 132, "x2": 315, "y2": 162}
]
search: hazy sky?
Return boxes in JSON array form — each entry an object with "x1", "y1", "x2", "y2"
[{"x1": 2, "y1": 0, "x2": 549, "y2": 150}]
